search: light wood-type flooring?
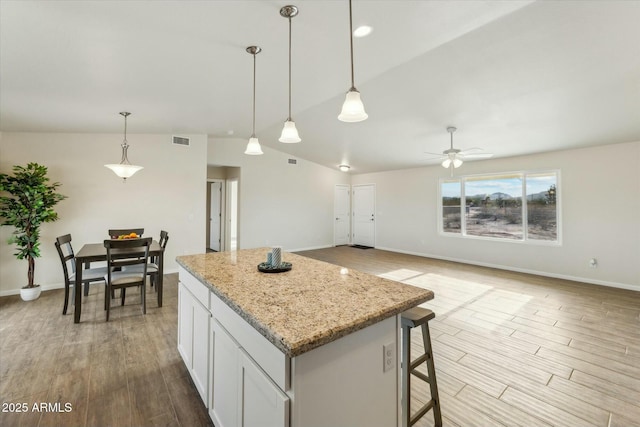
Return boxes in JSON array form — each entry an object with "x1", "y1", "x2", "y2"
[
  {"x1": 0, "y1": 275, "x2": 213, "y2": 427},
  {"x1": 1, "y1": 247, "x2": 638, "y2": 426},
  {"x1": 297, "y1": 246, "x2": 640, "y2": 427}
]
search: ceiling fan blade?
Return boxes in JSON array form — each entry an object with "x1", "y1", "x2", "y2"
[
  {"x1": 459, "y1": 147, "x2": 484, "y2": 153},
  {"x1": 423, "y1": 151, "x2": 445, "y2": 157},
  {"x1": 460, "y1": 152, "x2": 493, "y2": 159}
]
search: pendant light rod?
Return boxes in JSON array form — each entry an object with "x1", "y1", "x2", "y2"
[
  {"x1": 279, "y1": 6, "x2": 301, "y2": 143},
  {"x1": 338, "y1": 0, "x2": 367, "y2": 122},
  {"x1": 246, "y1": 46, "x2": 261, "y2": 137},
  {"x1": 348, "y1": 0, "x2": 355, "y2": 90},
  {"x1": 288, "y1": 13, "x2": 292, "y2": 118},
  {"x1": 120, "y1": 111, "x2": 131, "y2": 162},
  {"x1": 280, "y1": 5, "x2": 298, "y2": 120},
  {"x1": 245, "y1": 46, "x2": 264, "y2": 155}
]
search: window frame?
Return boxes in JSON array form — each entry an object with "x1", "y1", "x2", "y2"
[{"x1": 437, "y1": 170, "x2": 561, "y2": 245}]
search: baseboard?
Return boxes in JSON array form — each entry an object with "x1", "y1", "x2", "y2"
[
  {"x1": 288, "y1": 244, "x2": 334, "y2": 253},
  {"x1": 0, "y1": 268, "x2": 181, "y2": 297},
  {"x1": 0, "y1": 282, "x2": 66, "y2": 297},
  {"x1": 375, "y1": 246, "x2": 639, "y2": 292}
]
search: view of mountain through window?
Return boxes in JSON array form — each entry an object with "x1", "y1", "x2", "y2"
[{"x1": 441, "y1": 172, "x2": 558, "y2": 242}]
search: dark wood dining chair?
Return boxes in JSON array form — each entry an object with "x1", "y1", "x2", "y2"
[
  {"x1": 124, "y1": 230, "x2": 169, "y2": 291},
  {"x1": 103, "y1": 237, "x2": 152, "y2": 321},
  {"x1": 108, "y1": 228, "x2": 144, "y2": 239},
  {"x1": 55, "y1": 234, "x2": 108, "y2": 315}
]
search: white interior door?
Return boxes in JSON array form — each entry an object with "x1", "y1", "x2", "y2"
[
  {"x1": 352, "y1": 184, "x2": 375, "y2": 247},
  {"x1": 210, "y1": 181, "x2": 222, "y2": 251},
  {"x1": 334, "y1": 185, "x2": 351, "y2": 246}
]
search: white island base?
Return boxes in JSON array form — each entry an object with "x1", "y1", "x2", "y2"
[
  {"x1": 179, "y1": 267, "x2": 400, "y2": 427},
  {"x1": 176, "y1": 250, "x2": 432, "y2": 427}
]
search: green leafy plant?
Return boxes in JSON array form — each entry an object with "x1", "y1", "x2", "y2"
[{"x1": 0, "y1": 163, "x2": 66, "y2": 288}]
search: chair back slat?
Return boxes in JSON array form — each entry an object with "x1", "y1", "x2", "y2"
[{"x1": 55, "y1": 234, "x2": 76, "y2": 282}]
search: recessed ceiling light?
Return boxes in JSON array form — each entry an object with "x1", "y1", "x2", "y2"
[{"x1": 353, "y1": 25, "x2": 372, "y2": 38}]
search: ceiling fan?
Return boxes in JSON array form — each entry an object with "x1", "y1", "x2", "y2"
[{"x1": 425, "y1": 127, "x2": 493, "y2": 175}]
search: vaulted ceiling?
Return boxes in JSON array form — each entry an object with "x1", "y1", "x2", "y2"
[{"x1": 1, "y1": 1, "x2": 639, "y2": 173}]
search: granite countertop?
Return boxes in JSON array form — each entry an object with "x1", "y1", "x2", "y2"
[{"x1": 176, "y1": 248, "x2": 433, "y2": 357}]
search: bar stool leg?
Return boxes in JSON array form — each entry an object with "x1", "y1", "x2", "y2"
[
  {"x1": 422, "y1": 323, "x2": 442, "y2": 427},
  {"x1": 401, "y1": 324, "x2": 411, "y2": 427}
]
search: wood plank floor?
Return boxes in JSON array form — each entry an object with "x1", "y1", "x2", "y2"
[
  {"x1": 297, "y1": 246, "x2": 640, "y2": 427},
  {"x1": 1, "y1": 246, "x2": 638, "y2": 426},
  {"x1": 0, "y1": 275, "x2": 213, "y2": 427}
]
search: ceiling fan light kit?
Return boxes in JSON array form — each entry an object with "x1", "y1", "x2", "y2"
[
  {"x1": 104, "y1": 112, "x2": 144, "y2": 182},
  {"x1": 279, "y1": 5, "x2": 302, "y2": 143}
]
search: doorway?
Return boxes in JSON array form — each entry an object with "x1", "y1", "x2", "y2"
[
  {"x1": 226, "y1": 178, "x2": 238, "y2": 251},
  {"x1": 352, "y1": 184, "x2": 375, "y2": 247},
  {"x1": 209, "y1": 180, "x2": 224, "y2": 251}
]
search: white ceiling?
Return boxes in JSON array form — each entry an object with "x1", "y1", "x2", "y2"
[{"x1": 1, "y1": 0, "x2": 639, "y2": 174}]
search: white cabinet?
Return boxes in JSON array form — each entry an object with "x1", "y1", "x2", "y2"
[
  {"x1": 210, "y1": 319, "x2": 240, "y2": 427},
  {"x1": 209, "y1": 319, "x2": 289, "y2": 427},
  {"x1": 239, "y1": 350, "x2": 290, "y2": 427},
  {"x1": 177, "y1": 284, "x2": 192, "y2": 366},
  {"x1": 177, "y1": 282, "x2": 211, "y2": 404}
]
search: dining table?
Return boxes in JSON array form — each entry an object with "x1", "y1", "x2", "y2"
[{"x1": 73, "y1": 240, "x2": 165, "y2": 323}]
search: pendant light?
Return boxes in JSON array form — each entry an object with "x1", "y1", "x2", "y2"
[
  {"x1": 245, "y1": 46, "x2": 264, "y2": 155},
  {"x1": 104, "y1": 112, "x2": 143, "y2": 182},
  {"x1": 279, "y1": 5, "x2": 301, "y2": 143},
  {"x1": 338, "y1": 0, "x2": 368, "y2": 122}
]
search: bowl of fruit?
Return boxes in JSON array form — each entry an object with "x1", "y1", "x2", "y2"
[{"x1": 112, "y1": 232, "x2": 140, "y2": 240}]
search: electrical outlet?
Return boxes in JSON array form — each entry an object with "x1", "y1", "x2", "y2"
[{"x1": 383, "y1": 343, "x2": 395, "y2": 372}]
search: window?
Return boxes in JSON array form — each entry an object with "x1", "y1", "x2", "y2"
[{"x1": 440, "y1": 171, "x2": 559, "y2": 243}]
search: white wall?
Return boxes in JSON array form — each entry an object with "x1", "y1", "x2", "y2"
[
  {"x1": 351, "y1": 141, "x2": 640, "y2": 290},
  {"x1": 0, "y1": 132, "x2": 207, "y2": 295},
  {"x1": 208, "y1": 138, "x2": 350, "y2": 251}
]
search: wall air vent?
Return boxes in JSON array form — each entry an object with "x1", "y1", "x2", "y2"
[
  {"x1": 172, "y1": 136, "x2": 190, "y2": 146},
  {"x1": 288, "y1": 158, "x2": 297, "y2": 165}
]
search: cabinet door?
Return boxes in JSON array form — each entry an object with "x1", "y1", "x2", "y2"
[
  {"x1": 177, "y1": 283, "x2": 193, "y2": 366},
  {"x1": 211, "y1": 320, "x2": 240, "y2": 427},
  {"x1": 239, "y1": 351, "x2": 289, "y2": 427},
  {"x1": 192, "y1": 299, "x2": 210, "y2": 404}
]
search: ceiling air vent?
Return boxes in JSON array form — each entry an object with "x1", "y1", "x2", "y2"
[
  {"x1": 288, "y1": 158, "x2": 297, "y2": 165},
  {"x1": 172, "y1": 136, "x2": 190, "y2": 146}
]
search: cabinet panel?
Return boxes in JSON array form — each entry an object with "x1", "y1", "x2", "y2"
[
  {"x1": 211, "y1": 320, "x2": 240, "y2": 427},
  {"x1": 177, "y1": 283, "x2": 193, "y2": 366},
  {"x1": 178, "y1": 282, "x2": 211, "y2": 407},
  {"x1": 240, "y1": 350, "x2": 289, "y2": 427},
  {"x1": 192, "y1": 299, "x2": 210, "y2": 403}
]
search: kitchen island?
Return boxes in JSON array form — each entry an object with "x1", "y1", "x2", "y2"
[{"x1": 176, "y1": 248, "x2": 433, "y2": 427}]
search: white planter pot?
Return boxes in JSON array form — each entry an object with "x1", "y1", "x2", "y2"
[{"x1": 20, "y1": 285, "x2": 42, "y2": 301}]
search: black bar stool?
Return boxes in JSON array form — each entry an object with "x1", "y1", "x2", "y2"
[{"x1": 401, "y1": 307, "x2": 442, "y2": 427}]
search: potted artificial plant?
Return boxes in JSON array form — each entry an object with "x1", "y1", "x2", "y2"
[{"x1": 0, "y1": 163, "x2": 66, "y2": 301}]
